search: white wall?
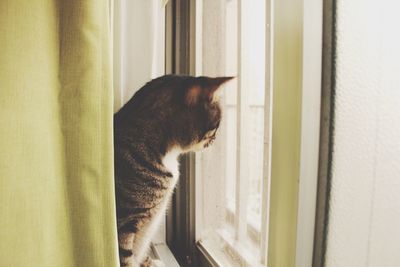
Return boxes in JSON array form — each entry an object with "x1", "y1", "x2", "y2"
[{"x1": 326, "y1": 0, "x2": 400, "y2": 266}]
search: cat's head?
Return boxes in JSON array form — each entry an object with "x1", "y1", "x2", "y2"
[
  {"x1": 179, "y1": 76, "x2": 234, "y2": 152},
  {"x1": 117, "y1": 75, "x2": 234, "y2": 154}
]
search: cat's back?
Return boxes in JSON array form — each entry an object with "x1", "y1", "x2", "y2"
[{"x1": 114, "y1": 74, "x2": 190, "y2": 124}]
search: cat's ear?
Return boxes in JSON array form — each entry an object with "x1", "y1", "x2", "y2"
[
  {"x1": 185, "y1": 85, "x2": 203, "y2": 106},
  {"x1": 185, "y1": 76, "x2": 234, "y2": 106},
  {"x1": 206, "y1": 76, "x2": 235, "y2": 102}
]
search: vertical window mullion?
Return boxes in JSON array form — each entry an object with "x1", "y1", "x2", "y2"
[
  {"x1": 234, "y1": 0, "x2": 248, "y2": 242},
  {"x1": 260, "y1": 0, "x2": 274, "y2": 264},
  {"x1": 166, "y1": 1, "x2": 197, "y2": 265}
]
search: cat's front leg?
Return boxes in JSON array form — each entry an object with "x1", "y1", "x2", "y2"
[
  {"x1": 119, "y1": 231, "x2": 138, "y2": 267},
  {"x1": 140, "y1": 256, "x2": 165, "y2": 267}
]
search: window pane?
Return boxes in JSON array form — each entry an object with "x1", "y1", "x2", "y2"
[
  {"x1": 245, "y1": 0, "x2": 266, "y2": 235},
  {"x1": 195, "y1": 0, "x2": 267, "y2": 266}
]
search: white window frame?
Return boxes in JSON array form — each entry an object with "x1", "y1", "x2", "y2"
[
  {"x1": 194, "y1": 1, "x2": 274, "y2": 266},
  {"x1": 296, "y1": 0, "x2": 323, "y2": 266},
  {"x1": 192, "y1": 0, "x2": 324, "y2": 266}
]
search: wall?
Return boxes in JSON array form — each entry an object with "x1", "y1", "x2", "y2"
[{"x1": 326, "y1": 0, "x2": 400, "y2": 266}]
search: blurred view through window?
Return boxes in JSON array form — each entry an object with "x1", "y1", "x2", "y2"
[{"x1": 195, "y1": 0, "x2": 268, "y2": 266}]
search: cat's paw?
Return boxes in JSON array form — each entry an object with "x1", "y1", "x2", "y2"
[
  {"x1": 150, "y1": 259, "x2": 165, "y2": 267},
  {"x1": 140, "y1": 257, "x2": 165, "y2": 267}
]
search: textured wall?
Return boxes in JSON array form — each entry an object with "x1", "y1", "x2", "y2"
[{"x1": 326, "y1": 0, "x2": 400, "y2": 266}]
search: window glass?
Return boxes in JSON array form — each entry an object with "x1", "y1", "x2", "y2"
[{"x1": 195, "y1": 0, "x2": 267, "y2": 265}]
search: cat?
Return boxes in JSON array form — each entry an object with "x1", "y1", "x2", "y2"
[{"x1": 114, "y1": 75, "x2": 233, "y2": 267}]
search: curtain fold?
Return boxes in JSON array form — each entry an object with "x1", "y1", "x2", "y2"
[{"x1": 0, "y1": 1, "x2": 119, "y2": 266}]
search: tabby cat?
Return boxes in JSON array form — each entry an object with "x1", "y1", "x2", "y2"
[{"x1": 114, "y1": 75, "x2": 233, "y2": 267}]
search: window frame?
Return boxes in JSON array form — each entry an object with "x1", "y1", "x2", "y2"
[
  {"x1": 165, "y1": 1, "x2": 197, "y2": 266},
  {"x1": 312, "y1": 0, "x2": 336, "y2": 266},
  {"x1": 164, "y1": 0, "x2": 333, "y2": 266}
]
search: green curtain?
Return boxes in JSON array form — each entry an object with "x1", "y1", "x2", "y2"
[{"x1": 0, "y1": 1, "x2": 119, "y2": 266}]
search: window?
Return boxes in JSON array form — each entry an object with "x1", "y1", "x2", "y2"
[
  {"x1": 165, "y1": 0, "x2": 324, "y2": 266},
  {"x1": 113, "y1": 0, "x2": 325, "y2": 266},
  {"x1": 194, "y1": 0, "x2": 269, "y2": 266}
]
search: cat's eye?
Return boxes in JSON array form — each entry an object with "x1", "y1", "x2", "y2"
[
  {"x1": 204, "y1": 130, "x2": 213, "y2": 137},
  {"x1": 202, "y1": 121, "x2": 220, "y2": 139},
  {"x1": 201, "y1": 128, "x2": 217, "y2": 142}
]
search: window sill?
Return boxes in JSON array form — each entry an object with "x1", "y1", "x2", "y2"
[
  {"x1": 217, "y1": 228, "x2": 264, "y2": 267},
  {"x1": 196, "y1": 227, "x2": 264, "y2": 267},
  {"x1": 151, "y1": 242, "x2": 180, "y2": 267}
]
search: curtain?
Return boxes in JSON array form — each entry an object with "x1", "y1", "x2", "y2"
[{"x1": 0, "y1": 1, "x2": 119, "y2": 266}]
